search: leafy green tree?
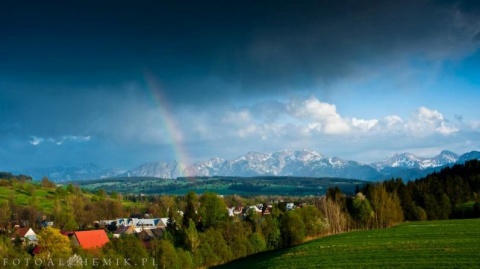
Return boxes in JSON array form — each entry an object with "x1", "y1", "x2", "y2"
[
  {"x1": 229, "y1": 236, "x2": 250, "y2": 260},
  {"x1": 95, "y1": 248, "x2": 126, "y2": 269},
  {"x1": 351, "y1": 192, "x2": 374, "y2": 229},
  {"x1": 151, "y1": 239, "x2": 178, "y2": 269},
  {"x1": 204, "y1": 229, "x2": 232, "y2": 264},
  {"x1": 158, "y1": 195, "x2": 175, "y2": 217},
  {"x1": 184, "y1": 219, "x2": 200, "y2": 253},
  {"x1": 19, "y1": 206, "x2": 41, "y2": 230},
  {"x1": 262, "y1": 216, "x2": 282, "y2": 249},
  {"x1": 245, "y1": 207, "x2": 261, "y2": 232},
  {"x1": 440, "y1": 193, "x2": 452, "y2": 219},
  {"x1": 110, "y1": 191, "x2": 119, "y2": 200},
  {"x1": 96, "y1": 189, "x2": 107, "y2": 199},
  {"x1": 221, "y1": 219, "x2": 252, "y2": 248},
  {"x1": 41, "y1": 176, "x2": 56, "y2": 188},
  {"x1": 182, "y1": 191, "x2": 198, "y2": 228},
  {"x1": 0, "y1": 200, "x2": 11, "y2": 230},
  {"x1": 55, "y1": 186, "x2": 68, "y2": 197},
  {"x1": 36, "y1": 227, "x2": 73, "y2": 267},
  {"x1": 66, "y1": 183, "x2": 75, "y2": 193},
  {"x1": 195, "y1": 234, "x2": 218, "y2": 268},
  {"x1": 281, "y1": 211, "x2": 306, "y2": 246},
  {"x1": 104, "y1": 235, "x2": 153, "y2": 268},
  {"x1": 298, "y1": 205, "x2": 326, "y2": 236},
  {"x1": 249, "y1": 232, "x2": 266, "y2": 253},
  {"x1": 0, "y1": 236, "x2": 31, "y2": 267},
  {"x1": 369, "y1": 184, "x2": 404, "y2": 228},
  {"x1": 198, "y1": 192, "x2": 227, "y2": 229},
  {"x1": 167, "y1": 209, "x2": 178, "y2": 233},
  {"x1": 176, "y1": 247, "x2": 193, "y2": 269},
  {"x1": 53, "y1": 196, "x2": 78, "y2": 231},
  {"x1": 424, "y1": 193, "x2": 440, "y2": 220},
  {"x1": 413, "y1": 204, "x2": 428, "y2": 221}
]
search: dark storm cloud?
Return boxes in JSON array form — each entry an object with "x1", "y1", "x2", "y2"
[
  {"x1": 474, "y1": 32, "x2": 480, "y2": 41},
  {"x1": 1, "y1": 0, "x2": 479, "y2": 103},
  {"x1": 1, "y1": 83, "x2": 165, "y2": 141}
]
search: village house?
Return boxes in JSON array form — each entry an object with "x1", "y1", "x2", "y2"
[
  {"x1": 113, "y1": 225, "x2": 136, "y2": 238},
  {"x1": 244, "y1": 205, "x2": 262, "y2": 214},
  {"x1": 136, "y1": 228, "x2": 163, "y2": 242},
  {"x1": 156, "y1": 218, "x2": 169, "y2": 229},
  {"x1": 72, "y1": 230, "x2": 109, "y2": 250},
  {"x1": 134, "y1": 218, "x2": 160, "y2": 232},
  {"x1": 11, "y1": 227, "x2": 37, "y2": 244}
]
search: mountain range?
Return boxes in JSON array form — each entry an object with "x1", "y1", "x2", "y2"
[
  {"x1": 11, "y1": 150, "x2": 480, "y2": 182},
  {"x1": 13, "y1": 163, "x2": 126, "y2": 183}
]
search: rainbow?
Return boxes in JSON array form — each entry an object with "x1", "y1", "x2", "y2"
[{"x1": 142, "y1": 72, "x2": 191, "y2": 177}]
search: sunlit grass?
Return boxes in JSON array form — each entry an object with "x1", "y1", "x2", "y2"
[{"x1": 217, "y1": 219, "x2": 480, "y2": 268}]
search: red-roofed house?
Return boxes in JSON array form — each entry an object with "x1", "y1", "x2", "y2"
[
  {"x1": 72, "y1": 230, "x2": 109, "y2": 250},
  {"x1": 11, "y1": 227, "x2": 37, "y2": 243}
]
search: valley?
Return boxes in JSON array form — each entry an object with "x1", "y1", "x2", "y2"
[{"x1": 72, "y1": 176, "x2": 366, "y2": 196}]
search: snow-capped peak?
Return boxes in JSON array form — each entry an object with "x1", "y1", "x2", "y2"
[{"x1": 372, "y1": 150, "x2": 459, "y2": 170}]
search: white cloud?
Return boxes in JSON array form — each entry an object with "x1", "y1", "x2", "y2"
[
  {"x1": 408, "y1": 106, "x2": 458, "y2": 136},
  {"x1": 29, "y1": 135, "x2": 91, "y2": 146},
  {"x1": 63, "y1": 135, "x2": 91, "y2": 142},
  {"x1": 351, "y1": 118, "x2": 379, "y2": 132},
  {"x1": 161, "y1": 96, "x2": 471, "y2": 166},
  {"x1": 384, "y1": 115, "x2": 404, "y2": 128},
  {"x1": 286, "y1": 97, "x2": 351, "y2": 134},
  {"x1": 29, "y1": 136, "x2": 44, "y2": 146},
  {"x1": 195, "y1": 98, "x2": 463, "y2": 145}
]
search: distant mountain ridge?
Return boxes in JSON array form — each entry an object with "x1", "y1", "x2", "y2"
[
  {"x1": 371, "y1": 150, "x2": 459, "y2": 170},
  {"x1": 121, "y1": 149, "x2": 480, "y2": 181},
  {"x1": 12, "y1": 163, "x2": 125, "y2": 183},
  {"x1": 11, "y1": 150, "x2": 480, "y2": 182}
]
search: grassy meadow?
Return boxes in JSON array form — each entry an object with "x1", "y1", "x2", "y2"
[
  {"x1": 0, "y1": 183, "x2": 57, "y2": 213},
  {"x1": 217, "y1": 218, "x2": 480, "y2": 268},
  {"x1": 0, "y1": 182, "x2": 140, "y2": 215}
]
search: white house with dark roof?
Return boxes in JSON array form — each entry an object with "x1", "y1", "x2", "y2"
[{"x1": 11, "y1": 227, "x2": 37, "y2": 244}]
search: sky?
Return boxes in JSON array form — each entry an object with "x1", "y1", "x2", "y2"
[{"x1": 1, "y1": 0, "x2": 480, "y2": 170}]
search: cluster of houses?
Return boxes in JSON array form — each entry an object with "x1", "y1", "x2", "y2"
[
  {"x1": 10, "y1": 218, "x2": 170, "y2": 251},
  {"x1": 228, "y1": 202, "x2": 295, "y2": 216},
  {"x1": 98, "y1": 217, "x2": 167, "y2": 240},
  {"x1": 9, "y1": 202, "x2": 299, "y2": 253},
  {"x1": 10, "y1": 227, "x2": 110, "y2": 251}
]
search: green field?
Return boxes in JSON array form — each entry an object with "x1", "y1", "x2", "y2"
[
  {"x1": 0, "y1": 185, "x2": 57, "y2": 213},
  {"x1": 217, "y1": 219, "x2": 480, "y2": 268}
]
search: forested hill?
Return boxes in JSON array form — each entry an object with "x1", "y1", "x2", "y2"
[
  {"x1": 360, "y1": 159, "x2": 480, "y2": 221},
  {"x1": 0, "y1": 172, "x2": 32, "y2": 181}
]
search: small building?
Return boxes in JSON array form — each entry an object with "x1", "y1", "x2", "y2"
[
  {"x1": 136, "y1": 229, "x2": 155, "y2": 241},
  {"x1": 134, "y1": 219, "x2": 158, "y2": 232},
  {"x1": 244, "y1": 205, "x2": 262, "y2": 214},
  {"x1": 263, "y1": 205, "x2": 273, "y2": 215},
  {"x1": 113, "y1": 226, "x2": 135, "y2": 238},
  {"x1": 157, "y1": 218, "x2": 169, "y2": 229},
  {"x1": 11, "y1": 227, "x2": 37, "y2": 243},
  {"x1": 72, "y1": 230, "x2": 109, "y2": 250}
]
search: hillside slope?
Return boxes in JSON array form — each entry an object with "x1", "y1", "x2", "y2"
[{"x1": 216, "y1": 219, "x2": 480, "y2": 269}]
